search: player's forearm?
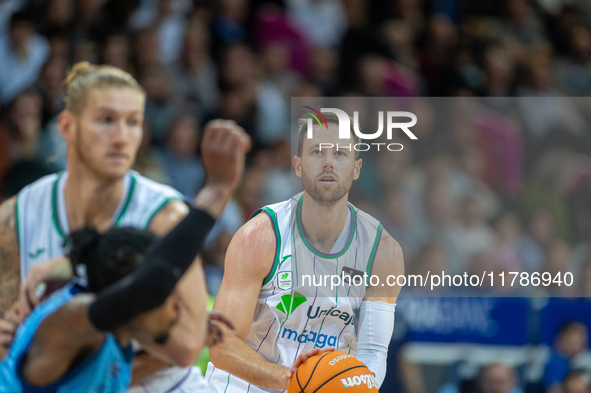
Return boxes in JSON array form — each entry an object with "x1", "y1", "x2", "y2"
[
  {"x1": 192, "y1": 182, "x2": 234, "y2": 219},
  {"x1": 209, "y1": 333, "x2": 288, "y2": 390}
]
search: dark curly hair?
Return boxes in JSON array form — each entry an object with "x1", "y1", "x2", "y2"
[{"x1": 68, "y1": 226, "x2": 158, "y2": 293}]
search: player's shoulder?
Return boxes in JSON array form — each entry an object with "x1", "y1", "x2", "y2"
[
  {"x1": 373, "y1": 228, "x2": 404, "y2": 275},
  {"x1": 377, "y1": 228, "x2": 402, "y2": 256},
  {"x1": 0, "y1": 195, "x2": 17, "y2": 235}
]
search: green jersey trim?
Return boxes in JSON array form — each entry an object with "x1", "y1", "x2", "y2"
[
  {"x1": 143, "y1": 195, "x2": 184, "y2": 229},
  {"x1": 296, "y1": 194, "x2": 357, "y2": 259},
  {"x1": 251, "y1": 207, "x2": 282, "y2": 285},
  {"x1": 113, "y1": 172, "x2": 137, "y2": 227},
  {"x1": 14, "y1": 194, "x2": 20, "y2": 251},
  {"x1": 51, "y1": 171, "x2": 138, "y2": 241},
  {"x1": 51, "y1": 172, "x2": 67, "y2": 243},
  {"x1": 365, "y1": 224, "x2": 383, "y2": 284}
]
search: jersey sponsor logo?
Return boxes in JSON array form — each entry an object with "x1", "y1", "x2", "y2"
[
  {"x1": 277, "y1": 271, "x2": 293, "y2": 290},
  {"x1": 275, "y1": 292, "x2": 307, "y2": 316},
  {"x1": 306, "y1": 305, "x2": 355, "y2": 326},
  {"x1": 341, "y1": 266, "x2": 364, "y2": 281},
  {"x1": 28, "y1": 248, "x2": 46, "y2": 259},
  {"x1": 280, "y1": 255, "x2": 291, "y2": 266},
  {"x1": 280, "y1": 327, "x2": 337, "y2": 348},
  {"x1": 341, "y1": 374, "x2": 378, "y2": 389}
]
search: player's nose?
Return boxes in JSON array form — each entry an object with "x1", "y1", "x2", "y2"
[
  {"x1": 111, "y1": 119, "x2": 132, "y2": 145},
  {"x1": 322, "y1": 151, "x2": 335, "y2": 169}
]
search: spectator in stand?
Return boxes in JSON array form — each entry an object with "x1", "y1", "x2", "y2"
[
  {"x1": 160, "y1": 115, "x2": 204, "y2": 199},
  {"x1": 0, "y1": 89, "x2": 54, "y2": 197},
  {"x1": 129, "y1": 0, "x2": 188, "y2": 64},
  {"x1": 562, "y1": 370, "x2": 591, "y2": 393},
  {"x1": 0, "y1": 12, "x2": 50, "y2": 105},
  {"x1": 140, "y1": 63, "x2": 178, "y2": 144},
  {"x1": 552, "y1": 25, "x2": 591, "y2": 96},
  {"x1": 476, "y1": 364, "x2": 522, "y2": 393},
  {"x1": 37, "y1": 55, "x2": 67, "y2": 127},
  {"x1": 134, "y1": 27, "x2": 161, "y2": 69},
  {"x1": 101, "y1": 33, "x2": 134, "y2": 75},
  {"x1": 544, "y1": 322, "x2": 589, "y2": 393},
  {"x1": 448, "y1": 192, "x2": 496, "y2": 274},
  {"x1": 172, "y1": 20, "x2": 219, "y2": 121}
]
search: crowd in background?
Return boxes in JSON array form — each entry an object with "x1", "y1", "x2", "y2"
[{"x1": 3, "y1": 0, "x2": 591, "y2": 392}]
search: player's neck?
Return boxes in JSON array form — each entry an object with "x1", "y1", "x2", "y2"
[
  {"x1": 300, "y1": 192, "x2": 349, "y2": 254},
  {"x1": 64, "y1": 166, "x2": 126, "y2": 232}
]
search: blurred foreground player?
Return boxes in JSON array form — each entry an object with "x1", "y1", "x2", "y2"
[
  {"x1": 0, "y1": 111, "x2": 249, "y2": 392},
  {"x1": 0, "y1": 62, "x2": 248, "y2": 390},
  {"x1": 206, "y1": 113, "x2": 404, "y2": 392}
]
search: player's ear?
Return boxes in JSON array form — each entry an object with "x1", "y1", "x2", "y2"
[
  {"x1": 58, "y1": 110, "x2": 76, "y2": 143},
  {"x1": 293, "y1": 155, "x2": 302, "y2": 179},
  {"x1": 353, "y1": 158, "x2": 362, "y2": 180}
]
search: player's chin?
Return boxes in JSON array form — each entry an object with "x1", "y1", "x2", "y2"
[{"x1": 100, "y1": 162, "x2": 132, "y2": 179}]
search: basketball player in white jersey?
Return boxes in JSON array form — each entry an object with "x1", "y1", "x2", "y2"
[
  {"x1": 205, "y1": 112, "x2": 404, "y2": 392},
  {"x1": 0, "y1": 62, "x2": 249, "y2": 392}
]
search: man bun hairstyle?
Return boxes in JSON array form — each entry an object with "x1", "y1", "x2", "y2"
[
  {"x1": 61, "y1": 62, "x2": 145, "y2": 115},
  {"x1": 68, "y1": 226, "x2": 157, "y2": 293}
]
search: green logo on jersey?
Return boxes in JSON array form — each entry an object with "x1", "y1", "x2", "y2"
[
  {"x1": 280, "y1": 255, "x2": 291, "y2": 266},
  {"x1": 28, "y1": 248, "x2": 46, "y2": 259},
  {"x1": 276, "y1": 292, "x2": 307, "y2": 316},
  {"x1": 281, "y1": 273, "x2": 289, "y2": 280}
]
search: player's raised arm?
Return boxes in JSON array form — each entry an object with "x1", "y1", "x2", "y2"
[
  {"x1": 0, "y1": 197, "x2": 19, "y2": 357},
  {"x1": 17, "y1": 122, "x2": 250, "y2": 386},
  {"x1": 131, "y1": 119, "x2": 250, "y2": 371},
  {"x1": 358, "y1": 229, "x2": 404, "y2": 387},
  {"x1": 88, "y1": 120, "x2": 249, "y2": 332}
]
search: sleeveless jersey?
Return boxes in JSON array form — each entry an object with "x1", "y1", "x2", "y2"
[
  {"x1": 13, "y1": 170, "x2": 195, "y2": 392},
  {"x1": 0, "y1": 283, "x2": 133, "y2": 393},
  {"x1": 206, "y1": 192, "x2": 383, "y2": 393},
  {"x1": 15, "y1": 170, "x2": 183, "y2": 279}
]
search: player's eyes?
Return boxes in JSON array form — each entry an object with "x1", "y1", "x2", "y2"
[
  {"x1": 127, "y1": 119, "x2": 139, "y2": 126},
  {"x1": 335, "y1": 151, "x2": 344, "y2": 156},
  {"x1": 98, "y1": 116, "x2": 114, "y2": 123},
  {"x1": 313, "y1": 150, "x2": 322, "y2": 155}
]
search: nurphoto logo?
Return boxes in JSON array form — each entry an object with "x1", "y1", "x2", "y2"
[{"x1": 303, "y1": 107, "x2": 418, "y2": 152}]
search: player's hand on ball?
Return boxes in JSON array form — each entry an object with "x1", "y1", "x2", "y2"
[
  {"x1": 284, "y1": 348, "x2": 335, "y2": 385},
  {"x1": 201, "y1": 120, "x2": 251, "y2": 192},
  {"x1": 206, "y1": 311, "x2": 235, "y2": 347}
]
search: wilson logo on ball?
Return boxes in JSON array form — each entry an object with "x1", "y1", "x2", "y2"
[{"x1": 340, "y1": 374, "x2": 378, "y2": 389}]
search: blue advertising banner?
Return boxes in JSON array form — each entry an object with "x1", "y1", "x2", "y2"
[{"x1": 397, "y1": 297, "x2": 530, "y2": 346}]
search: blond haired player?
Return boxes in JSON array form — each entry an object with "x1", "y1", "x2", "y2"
[
  {"x1": 0, "y1": 62, "x2": 249, "y2": 392},
  {"x1": 206, "y1": 113, "x2": 404, "y2": 392}
]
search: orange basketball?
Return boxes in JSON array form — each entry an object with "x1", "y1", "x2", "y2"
[{"x1": 288, "y1": 352, "x2": 379, "y2": 393}]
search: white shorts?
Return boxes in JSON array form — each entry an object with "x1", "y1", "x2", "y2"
[
  {"x1": 128, "y1": 365, "x2": 207, "y2": 393},
  {"x1": 205, "y1": 362, "x2": 285, "y2": 393}
]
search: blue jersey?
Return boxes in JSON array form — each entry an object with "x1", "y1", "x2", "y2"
[{"x1": 0, "y1": 283, "x2": 133, "y2": 393}]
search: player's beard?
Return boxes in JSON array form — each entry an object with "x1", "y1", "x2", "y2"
[{"x1": 301, "y1": 167, "x2": 354, "y2": 207}]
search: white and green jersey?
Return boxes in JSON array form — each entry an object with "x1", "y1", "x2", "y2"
[
  {"x1": 15, "y1": 170, "x2": 183, "y2": 279},
  {"x1": 206, "y1": 192, "x2": 383, "y2": 393}
]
